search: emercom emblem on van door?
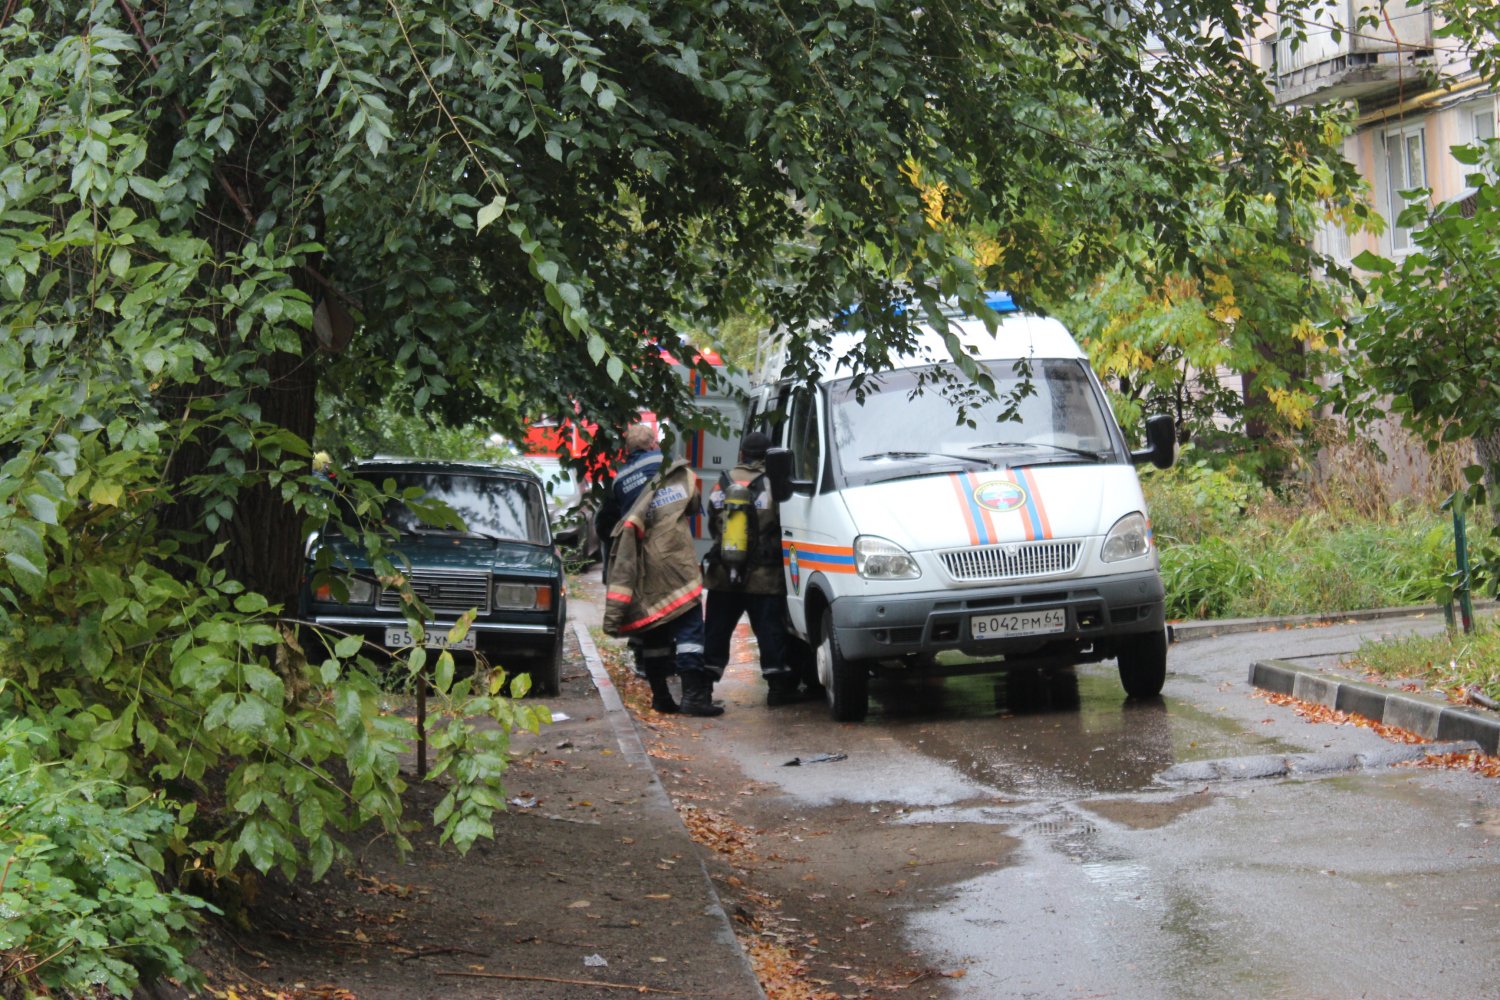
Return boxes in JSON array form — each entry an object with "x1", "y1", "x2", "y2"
[
  {"x1": 787, "y1": 543, "x2": 801, "y2": 595},
  {"x1": 973, "y1": 479, "x2": 1027, "y2": 513}
]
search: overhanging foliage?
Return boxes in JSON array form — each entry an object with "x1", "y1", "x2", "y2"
[{"x1": 0, "y1": 0, "x2": 1374, "y2": 991}]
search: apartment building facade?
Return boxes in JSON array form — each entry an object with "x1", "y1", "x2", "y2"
[{"x1": 1258, "y1": 0, "x2": 1495, "y2": 263}]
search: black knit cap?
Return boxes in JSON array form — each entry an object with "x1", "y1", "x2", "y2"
[{"x1": 740, "y1": 431, "x2": 771, "y2": 461}]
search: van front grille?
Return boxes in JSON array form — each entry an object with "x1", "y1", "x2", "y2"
[
  {"x1": 378, "y1": 570, "x2": 491, "y2": 614},
  {"x1": 939, "y1": 540, "x2": 1082, "y2": 582}
]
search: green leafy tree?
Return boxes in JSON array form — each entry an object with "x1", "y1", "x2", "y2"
[
  {"x1": 1019, "y1": 125, "x2": 1375, "y2": 469},
  {"x1": 1335, "y1": 2, "x2": 1499, "y2": 586},
  {"x1": 0, "y1": 0, "x2": 1364, "y2": 989}
]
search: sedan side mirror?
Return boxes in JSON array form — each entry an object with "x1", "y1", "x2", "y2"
[
  {"x1": 1130, "y1": 414, "x2": 1176, "y2": 470},
  {"x1": 765, "y1": 447, "x2": 795, "y2": 503}
]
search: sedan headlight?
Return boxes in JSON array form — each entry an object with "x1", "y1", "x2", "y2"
[
  {"x1": 1101, "y1": 512, "x2": 1152, "y2": 562},
  {"x1": 494, "y1": 582, "x2": 552, "y2": 611},
  {"x1": 854, "y1": 535, "x2": 921, "y2": 580},
  {"x1": 313, "y1": 575, "x2": 376, "y2": 605}
]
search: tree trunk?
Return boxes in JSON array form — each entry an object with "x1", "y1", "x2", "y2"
[
  {"x1": 226, "y1": 340, "x2": 320, "y2": 611},
  {"x1": 1476, "y1": 428, "x2": 1500, "y2": 514}
]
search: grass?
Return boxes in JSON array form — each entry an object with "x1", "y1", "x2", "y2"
[
  {"x1": 1143, "y1": 453, "x2": 1475, "y2": 622},
  {"x1": 1347, "y1": 611, "x2": 1500, "y2": 703},
  {"x1": 1155, "y1": 507, "x2": 1456, "y2": 620},
  {"x1": 1142, "y1": 441, "x2": 1500, "y2": 702}
]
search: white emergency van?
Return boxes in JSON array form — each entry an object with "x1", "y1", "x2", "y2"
[{"x1": 752, "y1": 296, "x2": 1175, "y2": 721}]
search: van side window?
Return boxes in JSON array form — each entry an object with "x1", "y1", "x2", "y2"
[{"x1": 786, "y1": 386, "x2": 821, "y2": 491}]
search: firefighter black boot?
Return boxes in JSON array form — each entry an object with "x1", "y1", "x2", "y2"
[
  {"x1": 645, "y1": 667, "x2": 679, "y2": 714},
  {"x1": 679, "y1": 670, "x2": 725, "y2": 717}
]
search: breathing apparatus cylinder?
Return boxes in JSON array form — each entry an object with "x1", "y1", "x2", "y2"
[{"x1": 719, "y1": 479, "x2": 755, "y2": 584}]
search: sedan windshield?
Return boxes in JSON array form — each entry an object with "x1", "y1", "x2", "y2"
[
  {"x1": 363, "y1": 472, "x2": 550, "y2": 544},
  {"x1": 828, "y1": 359, "x2": 1121, "y2": 488}
]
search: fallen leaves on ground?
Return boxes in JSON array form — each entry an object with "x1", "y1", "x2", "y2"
[
  {"x1": 1402, "y1": 750, "x2": 1500, "y2": 778},
  {"x1": 1259, "y1": 691, "x2": 1500, "y2": 777},
  {"x1": 1256, "y1": 691, "x2": 1428, "y2": 743},
  {"x1": 593, "y1": 626, "x2": 895, "y2": 999},
  {"x1": 213, "y1": 983, "x2": 358, "y2": 1000},
  {"x1": 677, "y1": 805, "x2": 758, "y2": 864},
  {"x1": 349, "y1": 873, "x2": 415, "y2": 897},
  {"x1": 742, "y1": 938, "x2": 840, "y2": 1000}
]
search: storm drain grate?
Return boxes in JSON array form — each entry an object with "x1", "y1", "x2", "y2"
[{"x1": 1024, "y1": 819, "x2": 1097, "y2": 838}]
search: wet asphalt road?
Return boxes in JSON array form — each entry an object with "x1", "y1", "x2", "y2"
[{"x1": 710, "y1": 613, "x2": 1500, "y2": 999}]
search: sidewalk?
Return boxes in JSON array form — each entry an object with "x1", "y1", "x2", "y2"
[
  {"x1": 561, "y1": 572, "x2": 767, "y2": 1000},
  {"x1": 1171, "y1": 601, "x2": 1500, "y2": 755}
]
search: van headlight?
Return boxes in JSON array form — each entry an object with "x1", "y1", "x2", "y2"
[
  {"x1": 854, "y1": 536, "x2": 921, "y2": 580},
  {"x1": 1101, "y1": 513, "x2": 1152, "y2": 562}
]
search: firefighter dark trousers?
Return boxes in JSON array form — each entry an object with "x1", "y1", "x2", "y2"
[
  {"x1": 637, "y1": 603, "x2": 710, "y2": 681},
  {"x1": 703, "y1": 590, "x2": 787, "y2": 684}
]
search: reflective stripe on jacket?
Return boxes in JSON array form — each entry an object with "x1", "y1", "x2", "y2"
[{"x1": 603, "y1": 459, "x2": 704, "y2": 635}]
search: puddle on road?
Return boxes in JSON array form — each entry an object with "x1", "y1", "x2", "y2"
[
  {"x1": 860, "y1": 662, "x2": 1305, "y2": 798},
  {"x1": 1081, "y1": 791, "x2": 1216, "y2": 830}
]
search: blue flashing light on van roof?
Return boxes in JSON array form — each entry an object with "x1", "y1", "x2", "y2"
[{"x1": 842, "y1": 292, "x2": 1018, "y2": 320}]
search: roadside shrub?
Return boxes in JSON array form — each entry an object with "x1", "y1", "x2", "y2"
[
  {"x1": 1141, "y1": 452, "x2": 1264, "y2": 544},
  {"x1": 1157, "y1": 500, "x2": 1458, "y2": 620},
  {"x1": 1159, "y1": 535, "x2": 1261, "y2": 619},
  {"x1": 0, "y1": 717, "x2": 211, "y2": 997}
]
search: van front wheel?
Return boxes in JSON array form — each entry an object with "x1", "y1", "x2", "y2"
[
  {"x1": 1116, "y1": 629, "x2": 1167, "y2": 699},
  {"x1": 819, "y1": 616, "x2": 868, "y2": 722}
]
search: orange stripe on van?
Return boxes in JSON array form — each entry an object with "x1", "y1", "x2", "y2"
[{"x1": 950, "y1": 474, "x2": 981, "y2": 545}]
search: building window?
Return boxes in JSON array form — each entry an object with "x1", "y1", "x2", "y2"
[
  {"x1": 1383, "y1": 124, "x2": 1427, "y2": 253},
  {"x1": 1313, "y1": 217, "x2": 1352, "y2": 267},
  {"x1": 1470, "y1": 100, "x2": 1496, "y2": 144}
]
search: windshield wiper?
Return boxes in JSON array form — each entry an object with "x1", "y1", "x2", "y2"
[
  {"x1": 860, "y1": 450, "x2": 998, "y2": 468},
  {"x1": 400, "y1": 524, "x2": 512, "y2": 541},
  {"x1": 460, "y1": 528, "x2": 510, "y2": 541},
  {"x1": 968, "y1": 441, "x2": 1106, "y2": 462}
]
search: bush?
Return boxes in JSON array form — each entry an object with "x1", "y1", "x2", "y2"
[
  {"x1": 0, "y1": 717, "x2": 211, "y2": 997},
  {"x1": 1141, "y1": 452, "x2": 1264, "y2": 545},
  {"x1": 1156, "y1": 497, "x2": 1459, "y2": 621}
]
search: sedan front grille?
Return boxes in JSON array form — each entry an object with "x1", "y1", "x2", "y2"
[
  {"x1": 939, "y1": 540, "x2": 1082, "y2": 582},
  {"x1": 377, "y1": 570, "x2": 491, "y2": 614}
]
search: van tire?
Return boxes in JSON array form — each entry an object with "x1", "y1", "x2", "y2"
[
  {"x1": 1116, "y1": 629, "x2": 1167, "y2": 698},
  {"x1": 819, "y1": 615, "x2": 868, "y2": 722}
]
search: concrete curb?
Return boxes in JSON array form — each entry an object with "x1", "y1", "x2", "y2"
[
  {"x1": 574, "y1": 621, "x2": 769, "y2": 1000},
  {"x1": 1249, "y1": 657, "x2": 1500, "y2": 755},
  {"x1": 1168, "y1": 602, "x2": 1493, "y2": 644},
  {"x1": 1157, "y1": 740, "x2": 1483, "y2": 784}
]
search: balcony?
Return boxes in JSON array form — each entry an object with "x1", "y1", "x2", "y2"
[{"x1": 1265, "y1": 0, "x2": 1433, "y2": 107}]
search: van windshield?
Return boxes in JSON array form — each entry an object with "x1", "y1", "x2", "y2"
[{"x1": 827, "y1": 359, "x2": 1122, "y2": 488}]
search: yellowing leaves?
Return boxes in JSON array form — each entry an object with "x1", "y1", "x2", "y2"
[
  {"x1": 1265, "y1": 386, "x2": 1315, "y2": 429},
  {"x1": 1093, "y1": 340, "x2": 1155, "y2": 377},
  {"x1": 1290, "y1": 318, "x2": 1328, "y2": 352}
]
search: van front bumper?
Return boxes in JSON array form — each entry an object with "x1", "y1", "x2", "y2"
[{"x1": 829, "y1": 570, "x2": 1165, "y2": 663}]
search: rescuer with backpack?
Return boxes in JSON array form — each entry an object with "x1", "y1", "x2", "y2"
[{"x1": 703, "y1": 431, "x2": 803, "y2": 706}]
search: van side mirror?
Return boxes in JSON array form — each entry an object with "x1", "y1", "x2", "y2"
[
  {"x1": 1130, "y1": 415, "x2": 1176, "y2": 470},
  {"x1": 765, "y1": 447, "x2": 795, "y2": 502}
]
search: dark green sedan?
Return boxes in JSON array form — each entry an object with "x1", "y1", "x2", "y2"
[{"x1": 301, "y1": 458, "x2": 567, "y2": 695}]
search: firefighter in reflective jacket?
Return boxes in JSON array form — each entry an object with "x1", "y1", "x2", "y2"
[{"x1": 703, "y1": 431, "x2": 803, "y2": 706}]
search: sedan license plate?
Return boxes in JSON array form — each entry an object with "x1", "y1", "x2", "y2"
[
  {"x1": 384, "y1": 627, "x2": 476, "y2": 651},
  {"x1": 970, "y1": 608, "x2": 1067, "y2": 639}
]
